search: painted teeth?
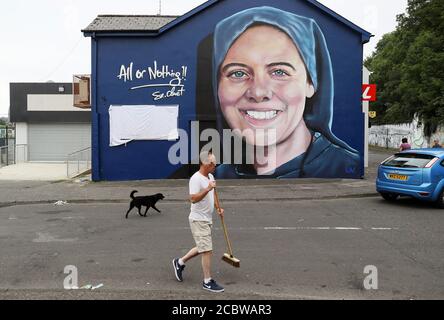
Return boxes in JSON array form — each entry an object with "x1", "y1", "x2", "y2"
[{"x1": 246, "y1": 110, "x2": 278, "y2": 120}]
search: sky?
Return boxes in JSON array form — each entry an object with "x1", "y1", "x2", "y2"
[{"x1": 0, "y1": 0, "x2": 408, "y2": 118}]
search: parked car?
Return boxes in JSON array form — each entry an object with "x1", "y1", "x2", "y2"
[{"x1": 376, "y1": 149, "x2": 444, "y2": 208}]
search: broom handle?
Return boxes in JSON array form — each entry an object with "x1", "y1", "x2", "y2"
[{"x1": 214, "y1": 187, "x2": 234, "y2": 256}]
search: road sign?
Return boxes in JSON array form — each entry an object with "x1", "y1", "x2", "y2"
[
  {"x1": 362, "y1": 84, "x2": 377, "y2": 101},
  {"x1": 369, "y1": 111, "x2": 377, "y2": 118}
]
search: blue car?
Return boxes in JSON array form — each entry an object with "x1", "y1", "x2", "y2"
[{"x1": 376, "y1": 149, "x2": 444, "y2": 208}]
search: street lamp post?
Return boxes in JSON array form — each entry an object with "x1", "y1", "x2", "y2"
[{"x1": 5, "y1": 123, "x2": 8, "y2": 165}]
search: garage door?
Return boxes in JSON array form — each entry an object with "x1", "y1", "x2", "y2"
[{"x1": 28, "y1": 123, "x2": 91, "y2": 161}]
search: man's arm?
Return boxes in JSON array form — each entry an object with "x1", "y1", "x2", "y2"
[
  {"x1": 213, "y1": 185, "x2": 225, "y2": 217},
  {"x1": 190, "y1": 181, "x2": 216, "y2": 204},
  {"x1": 214, "y1": 201, "x2": 224, "y2": 216}
]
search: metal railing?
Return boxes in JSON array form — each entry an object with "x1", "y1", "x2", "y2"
[
  {"x1": 0, "y1": 144, "x2": 27, "y2": 168},
  {"x1": 0, "y1": 146, "x2": 12, "y2": 168},
  {"x1": 66, "y1": 147, "x2": 91, "y2": 178}
]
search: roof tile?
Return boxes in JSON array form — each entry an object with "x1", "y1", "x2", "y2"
[{"x1": 82, "y1": 15, "x2": 178, "y2": 32}]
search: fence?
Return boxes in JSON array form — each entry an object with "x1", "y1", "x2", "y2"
[
  {"x1": 0, "y1": 144, "x2": 27, "y2": 168},
  {"x1": 66, "y1": 147, "x2": 91, "y2": 178}
]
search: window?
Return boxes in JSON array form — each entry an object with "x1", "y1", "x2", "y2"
[
  {"x1": 73, "y1": 75, "x2": 91, "y2": 108},
  {"x1": 382, "y1": 153, "x2": 436, "y2": 168}
]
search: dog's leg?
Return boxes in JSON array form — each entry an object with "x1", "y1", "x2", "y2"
[
  {"x1": 137, "y1": 205, "x2": 144, "y2": 217},
  {"x1": 152, "y1": 205, "x2": 161, "y2": 213},
  {"x1": 144, "y1": 206, "x2": 150, "y2": 217},
  {"x1": 125, "y1": 203, "x2": 135, "y2": 219}
]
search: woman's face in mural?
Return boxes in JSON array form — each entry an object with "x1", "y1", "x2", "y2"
[{"x1": 218, "y1": 24, "x2": 315, "y2": 147}]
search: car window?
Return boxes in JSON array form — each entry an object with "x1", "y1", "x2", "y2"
[{"x1": 382, "y1": 153, "x2": 435, "y2": 168}]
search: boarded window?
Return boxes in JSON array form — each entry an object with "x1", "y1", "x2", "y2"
[{"x1": 73, "y1": 75, "x2": 91, "y2": 108}]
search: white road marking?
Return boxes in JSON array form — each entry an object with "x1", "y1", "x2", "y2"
[
  {"x1": 33, "y1": 232, "x2": 78, "y2": 243},
  {"x1": 264, "y1": 227, "x2": 398, "y2": 231},
  {"x1": 172, "y1": 226, "x2": 399, "y2": 231},
  {"x1": 264, "y1": 227, "x2": 359, "y2": 231}
]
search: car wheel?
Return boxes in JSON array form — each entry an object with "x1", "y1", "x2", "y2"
[
  {"x1": 380, "y1": 192, "x2": 399, "y2": 201},
  {"x1": 435, "y1": 189, "x2": 444, "y2": 209}
]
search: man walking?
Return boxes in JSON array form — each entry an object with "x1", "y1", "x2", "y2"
[{"x1": 172, "y1": 151, "x2": 225, "y2": 293}]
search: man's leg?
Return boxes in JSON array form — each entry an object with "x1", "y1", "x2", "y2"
[
  {"x1": 200, "y1": 250, "x2": 223, "y2": 292},
  {"x1": 173, "y1": 247, "x2": 199, "y2": 282},
  {"x1": 181, "y1": 247, "x2": 199, "y2": 263},
  {"x1": 201, "y1": 251, "x2": 212, "y2": 280}
]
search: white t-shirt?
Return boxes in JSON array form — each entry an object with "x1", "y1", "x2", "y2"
[{"x1": 189, "y1": 171, "x2": 215, "y2": 222}]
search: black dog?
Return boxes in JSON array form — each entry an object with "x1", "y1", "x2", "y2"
[{"x1": 125, "y1": 190, "x2": 165, "y2": 219}]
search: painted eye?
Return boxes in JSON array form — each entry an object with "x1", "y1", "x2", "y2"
[
  {"x1": 272, "y1": 69, "x2": 289, "y2": 77},
  {"x1": 229, "y1": 70, "x2": 248, "y2": 79}
]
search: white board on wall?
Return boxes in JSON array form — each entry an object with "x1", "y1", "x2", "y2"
[{"x1": 109, "y1": 105, "x2": 179, "y2": 147}]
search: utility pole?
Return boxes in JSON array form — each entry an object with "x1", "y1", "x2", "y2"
[
  {"x1": 5, "y1": 123, "x2": 8, "y2": 165},
  {"x1": 158, "y1": 0, "x2": 162, "y2": 16}
]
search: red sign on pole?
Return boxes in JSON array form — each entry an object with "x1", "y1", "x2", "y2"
[{"x1": 362, "y1": 84, "x2": 377, "y2": 101}]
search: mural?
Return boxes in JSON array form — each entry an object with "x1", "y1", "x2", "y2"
[
  {"x1": 211, "y1": 6, "x2": 361, "y2": 178},
  {"x1": 87, "y1": 1, "x2": 368, "y2": 181}
]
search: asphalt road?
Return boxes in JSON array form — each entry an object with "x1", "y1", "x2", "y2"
[{"x1": 1, "y1": 194, "x2": 443, "y2": 300}]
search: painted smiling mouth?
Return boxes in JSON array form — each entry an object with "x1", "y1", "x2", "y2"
[{"x1": 241, "y1": 110, "x2": 282, "y2": 120}]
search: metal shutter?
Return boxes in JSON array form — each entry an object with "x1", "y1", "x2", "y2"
[{"x1": 28, "y1": 123, "x2": 91, "y2": 161}]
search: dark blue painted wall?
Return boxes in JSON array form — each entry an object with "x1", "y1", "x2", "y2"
[{"x1": 90, "y1": 0, "x2": 366, "y2": 181}]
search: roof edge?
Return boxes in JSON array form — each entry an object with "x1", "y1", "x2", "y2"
[
  {"x1": 160, "y1": 0, "x2": 373, "y2": 41},
  {"x1": 96, "y1": 14, "x2": 179, "y2": 18},
  {"x1": 83, "y1": 31, "x2": 160, "y2": 37},
  {"x1": 305, "y1": 0, "x2": 373, "y2": 40},
  {"x1": 83, "y1": 0, "x2": 374, "y2": 40},
  {"x1": 81, "y1": 15, "x2": 178, "y2": 34},
  {"x1": 158, "y1": 0, "x2": 221, "y2": 33}
]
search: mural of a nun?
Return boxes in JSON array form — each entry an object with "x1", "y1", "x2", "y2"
[{"x1": 212, "y1": 6, "x2": 361, "y2": 179}]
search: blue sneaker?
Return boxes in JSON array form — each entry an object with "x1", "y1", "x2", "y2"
[
  {"x1": 202, "y1": 279, "x2": 224, "y2": 293},
  {"x1": 172, "y1": 258, "x2": 185, "y2": 282}
]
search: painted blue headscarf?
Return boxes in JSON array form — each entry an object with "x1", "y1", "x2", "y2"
[{"x1": 213, "y1": 6, "x2": 357, "y2": 153}]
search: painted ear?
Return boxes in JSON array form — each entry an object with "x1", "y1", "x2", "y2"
[{"x1": 306, "y1": 81, "x2": 315, "y2": 98}]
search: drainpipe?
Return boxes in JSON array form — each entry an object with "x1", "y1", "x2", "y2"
[
  {"x1": 5, "y1": 124, "x2": 8, "y2": 165},
  {"x1": 91, "y1": 33, "x2": 100, "y2": 181},
  {"x1": 363, "y1": 67, "x2": 370, "y2": 168}
]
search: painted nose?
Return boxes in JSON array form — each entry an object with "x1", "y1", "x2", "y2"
[{"x1": 245, "y1": 77, "x2": 272, "y2": 103}]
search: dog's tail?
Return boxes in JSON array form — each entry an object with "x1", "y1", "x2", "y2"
[{"x1": 130, "y1": 190, "x2": 138, "y2": 199}]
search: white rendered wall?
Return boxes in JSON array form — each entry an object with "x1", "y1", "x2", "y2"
[
  {"x1": 369, "y1": 118, "x2": 444, "y2": 149},
  {"x1": 27, "y1": 94, "x2": 88, "y2": 112},
  {"x1": 15, "y1": 122, "x2": 28, "y2": 162}
]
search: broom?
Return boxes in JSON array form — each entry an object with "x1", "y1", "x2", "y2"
[{"x1": 214, "y1": 187, "x2": 240, "y2": 268}]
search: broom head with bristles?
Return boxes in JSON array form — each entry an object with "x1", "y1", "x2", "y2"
[{"x1": 222, "y1": 253, "x2": 240, "y2": 268}]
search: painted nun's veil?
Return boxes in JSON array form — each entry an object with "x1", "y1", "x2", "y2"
[{"x1": 212, "y1": 6, "x2": 357, "y2": 154}]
